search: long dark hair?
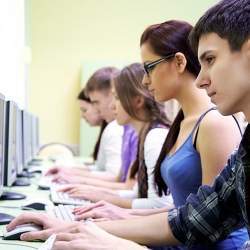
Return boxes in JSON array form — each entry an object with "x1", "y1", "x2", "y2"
[
  {"x1": 92, "y1": 121, "x2": 107, "y2": 161},
  {"x1": 113, "y1": 63, "x2": 171, "y2": 182},
  {"x1": 77, "y1": 88, "x2": 107, "y2": 161},
  {"x1": 140, "y1": 20, "x2": 201, "y2": 196}
]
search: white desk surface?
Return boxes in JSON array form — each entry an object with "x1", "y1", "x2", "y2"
[
  {"x1": 0, "y1": 157, "x2": 91, "y2": 249},
  {"x1": 0, "y1": 162, "x2": 53, "y2": 249}
]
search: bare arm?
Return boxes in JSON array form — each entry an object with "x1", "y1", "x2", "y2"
[
  {"x1": 130, "y1": 206, "x2": 171, "y2": 216},
  {"x1": 197, "y1": 112, "x2": 241, "y2": 185},
  {"x1": 80, "y1": 175, "x2": 135, "y2": 190},
  {"x1": 97, "y1": 212, "x2": 179, "y2": 246}
]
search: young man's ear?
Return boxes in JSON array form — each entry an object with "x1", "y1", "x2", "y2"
[{"x1": 174, "y1": 52, "x2": 187, "y2": 73}]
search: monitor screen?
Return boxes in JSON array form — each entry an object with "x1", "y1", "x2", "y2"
[
  {"x1": 0, "y1": 94, "x2": 6, "y2": 196},
  {"x1": 4, "y1": 101, "x2": 17, "y2": 186},
  {"x1": 22, "y1": 110, "x2": 32, "y2": 167},
  {"x1": 16, "y1": 107, "x2": 23, "y2": 175}
]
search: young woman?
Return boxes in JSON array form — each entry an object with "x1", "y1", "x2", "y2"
[
  {"x1": 59, "y1": 63, "x2": 173, "y2": 210},
  {"x1": 77, "y1": 88, "x2": 107, "y2": 162}
]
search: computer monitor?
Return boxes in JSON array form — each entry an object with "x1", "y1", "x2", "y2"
[
  {"x1": 0, "y1": 100, "x2": 26, "y2": 199},
  {"x1": 0, "y1": 95, "x2": 15, "y2": 224},
  {"x1": 0, "y1": 94, "x2": 5, "y2": 197},
  {"x1": 4, "y1": 100, "x2": 17, "y2": 187},
  {"x1": 13, "y1": 106, "x2": 30, "y2": 186},
  {"x1": 22, "y1": 110, "x2": 33, "y2": 168},
  {"x1": 16, "y1": 107, "x2": 23, "y2": 175},
  {"x1": 31, "y1": 114, "x2": 40, "y2": 158}
]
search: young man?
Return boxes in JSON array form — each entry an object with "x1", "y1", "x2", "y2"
[{"x1": 6, "y1": 0, "x2": 250, "y2": 249}]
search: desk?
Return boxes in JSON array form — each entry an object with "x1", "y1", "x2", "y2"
[
  {"x1": 0, "y1": 157, "x2": 90, "y2": 250},
  {"x1": 0, "y1": 165, "x2": 52, "y2": 249}
]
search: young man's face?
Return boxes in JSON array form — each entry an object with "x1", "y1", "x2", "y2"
[
  {"x1": 196, "y1": 33, "x2": 250, "y2": 121},
  {"x1": 88, "y1": 90, "x2": 115, "y2": 123}
]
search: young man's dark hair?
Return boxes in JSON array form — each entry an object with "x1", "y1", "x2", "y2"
[
  {"x1": 189, "y1": 0, "x2": 250, "y2": 53},
  {"x1": 84, "y1": 67, "x2": 119, "y2": 94}
]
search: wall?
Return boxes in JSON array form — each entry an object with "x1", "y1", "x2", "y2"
[
  {"x1": 0, "y1": 0, "x2": 26, "y2": 107},
  {"x1": 29, "y1": 0, "x2": 217, "y2": 154}
]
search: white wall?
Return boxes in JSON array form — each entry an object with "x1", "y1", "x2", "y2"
[{"x1": 0, "y1": 0, "x2": 26, "y2": 108}]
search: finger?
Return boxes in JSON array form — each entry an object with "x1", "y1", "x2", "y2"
[
  {"x1": 75, "y1": 211, "x2": 96, "y2": 221},
  {"x1": 53, "y1": 241, "x2": 72, "y2": 250},
  {"x1": 55, "y1": 233, "x2": 79, "y2": 241},
  {"x1": 45, "y1": 169, "x2": 56, "y2": 176},
  {"x1": 92, "y1": 217, "x2": 109, "y2": 222},
  {"x1": 7, "y1": 212, "x2": 45, "y2": 231},
  {"x1": 67, "y1": 188, "x2": 79, "y2": 194},
  {"x1": 66, "y1": 226, "x2": 85, "y2": 234},
  {"x1": 73, "y1": 201, "x2": 106, "y2": 215},
  {"x1": 57, "y1": 185, "x2": 74, "y2": 192},
  {"x1": 21, "y1": 228, "x2": 54, "y2": 241}
]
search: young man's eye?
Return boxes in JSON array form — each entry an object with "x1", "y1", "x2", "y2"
[{"x1": 206, "y1": 56, "x2": 215, "y2": 65}]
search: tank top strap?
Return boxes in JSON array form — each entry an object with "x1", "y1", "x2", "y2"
[
  {"x1": 231, "y1": 114, "x2": 243, "y2": 136},
  {"x1": 190, "y1": 107, "x2": 217, "y2": 136}
]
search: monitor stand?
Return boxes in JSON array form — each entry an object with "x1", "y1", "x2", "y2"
[
  {"x1": 13, "y1": 177, "x2": 30, "y2": 186},
  {"x1": 18, "y1": 170, "x2": 35, "y2": 178},
  {"x1": 0, "y1": 191, "x2": 26, "y2": 200},
  {"x1": 0, "y1": 213, "x2": 15, "y2": 225}
]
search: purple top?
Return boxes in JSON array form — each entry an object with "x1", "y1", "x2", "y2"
[{"x1": 120, "y1": 125, "x2": 138, "y2": 182}]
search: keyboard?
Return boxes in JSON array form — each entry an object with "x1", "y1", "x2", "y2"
[
  {"x1": 46, "y1": 204, "x2": 76, "y2": 221},
  {"x1": 50, "y1": 184, "x2": 90, "y2": 206}
]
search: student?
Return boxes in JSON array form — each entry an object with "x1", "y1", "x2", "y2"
[
  {"x1": 7, "y1": 0, "x2": 250, "y2": 248},
  {"x1": 59, "y1": 63, "x2": 173, "y2": 209},
  {"x1": 40, "y1": 88, "x2": 108, "y2": 182},
  {"x1": 50, "y1": 67, "x2": 138, "y2": 190},
  {"x1": 47, "y1": 67, "x2": 126, "y2": 183},
  {"x1": 77, "y1": 88, "x2": 107, "y2": 162}
]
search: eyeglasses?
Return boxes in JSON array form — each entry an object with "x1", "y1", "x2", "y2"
[{"x1": 143, "y1": 53, "x2": 176, "y2": 76}]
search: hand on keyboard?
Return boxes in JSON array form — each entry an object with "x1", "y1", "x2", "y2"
[
  {"x1": 73, "y1": 200, "x2": 134, "y2": 221},
  {"x1": 6, "y1": 212, "x2": 77, "y2": 241},
  {"x1": 50, "y1": 183, "x2": 90, "y2": 206}
]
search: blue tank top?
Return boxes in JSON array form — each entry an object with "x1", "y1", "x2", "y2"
[
  {"x1": 160, "y1": 108, "x2": 213, "y2": 207},
  {"x1": 158, "y1": 108, "x2": 248, "y2": 250}
]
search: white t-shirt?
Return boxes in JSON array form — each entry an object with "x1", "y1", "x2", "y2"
[
  {"x1": 95, "y1": 120, "x2": 123, "y2": 176},
  {"x1": 119, "y1": 127, "x2": 173, "y2": 209}
]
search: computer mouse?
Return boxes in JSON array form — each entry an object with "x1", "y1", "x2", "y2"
[
  {"x1": 3, "y1": 223, "x2": 43, "y2": 240},
  {"x1": 23, "y1": 202, "x2": 46, "y2": 210}
]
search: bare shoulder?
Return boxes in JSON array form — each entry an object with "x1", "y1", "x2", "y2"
[{"x1": 199, "y1": 109, "x2": 238, "y2": 134}]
